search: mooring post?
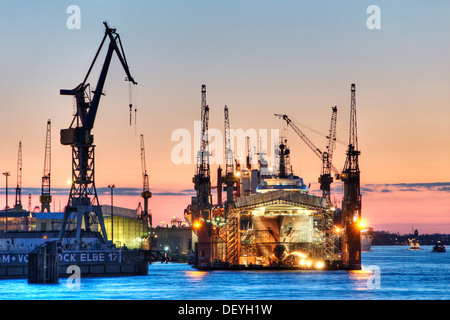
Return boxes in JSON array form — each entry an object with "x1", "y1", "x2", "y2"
[{"x1": 28, "y1": 241, "x2": 60, "y2": 284}]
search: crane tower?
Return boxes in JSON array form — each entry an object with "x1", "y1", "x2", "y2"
[
  {"x1": 14, "y1": 141, "x2": 23, "y2": 210},
  {"x1": 140, "y1": 134, "x2": 152, "y2": 228},
  {"x1": 222, "y1": 105, "x2": 239, "y2": 218},
  {"x1": 40, "y1": 119, "x2": 52, "y2": 212},
  {"x1": 340, "y1": 83, "x2": 362, "y2": 270},
  {"x1": 192, "y1": 84, "x2": 212, "y2": 222},
  {"x1": 319, "y1": 106, "x2": 338, "y2": 204}
]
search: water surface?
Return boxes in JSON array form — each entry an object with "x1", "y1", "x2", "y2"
[{"x1": 0, "y1": 246, "x2": 448, "y2": 300}]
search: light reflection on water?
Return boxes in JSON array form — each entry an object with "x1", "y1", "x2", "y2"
[
  {"x1": 0, "y1": 246, "x2": 449, "y2": 300},
  {"x1": 348, "y1": 269, "x2": 374, "y2": 291}
]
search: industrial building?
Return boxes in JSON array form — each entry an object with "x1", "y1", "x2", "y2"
[{"x1": 0, "y1": 205, "x2": 147, "y2": 250}]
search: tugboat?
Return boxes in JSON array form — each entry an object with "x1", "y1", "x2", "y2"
[
  {"x1": 361, "y1": 226, "x2": 373, "y2": 252},
  {"x1": 408, "y1": 229, "x2": 420, "y2": 250},
  {"x1": 432, "y1": 241, "x2": 446, "y2": 253}
]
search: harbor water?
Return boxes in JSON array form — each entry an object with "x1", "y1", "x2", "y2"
[{"x1": 0, "y1": 246, "x2": 449, "y2": 300}]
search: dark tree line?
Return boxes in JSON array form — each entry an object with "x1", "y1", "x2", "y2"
[{"x1": 372, "y1": 231, "x2": 450, "y2": 245}]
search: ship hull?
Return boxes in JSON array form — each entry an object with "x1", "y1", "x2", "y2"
[
  {"x1": 192, "y1": 190, "x2": 348, "y2": 270},
  {"x1": 248, "y1": 214, "x2": 315, "y2": 267}
]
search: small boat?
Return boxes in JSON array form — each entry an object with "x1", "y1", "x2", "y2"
[
  {"x1": 408, "y1": 229, "x2": 420, "y2": 250},
  {"x1": 409, "y1": 239, "x2": 420, "y2": 250},
  {"x1": 361, "y1": 227, "x2": 373, "y2": 252},
  {"x1": 432, "y1": 241, "x2": 446, "y2": 253}
]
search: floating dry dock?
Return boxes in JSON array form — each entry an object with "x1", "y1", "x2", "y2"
[
  {"x1": 192, "y1": 188, "x2": 350, "y2": 271},
  {"x1": 187, "y1": 84, "x2": 363, "y2": 271}
]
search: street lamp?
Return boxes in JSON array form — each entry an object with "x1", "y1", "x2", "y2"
[
  {"x1": 108, "y1": 184, "x2": 115, "y2": 244},
  {"x1": 3, "y1": 172, "x2": 10, "y2": 233}
]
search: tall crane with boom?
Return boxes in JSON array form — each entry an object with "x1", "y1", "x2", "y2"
[
  {"x1": 222, "y1": 105, "x2": 239, "y2": 219},
  {"x1": 340, "y1": 83, "x2": 362, "y2": 270},
  {"x1": 191, "y1": 84, "x2": 212, "y2": 223},
  {"x1": 14, "y1": 141, "x2": 23, "y2": 210},
  {"x1": 274, "y1": 107, "x2": 339, "y2": 204},
  {"x1": 320, "y1": 106, "x2": 338, "y2": 203},
  {"x1": 140, "y1": 134, "x2": 152, "y2": 228},
  {"x1": 40, "y1": 119, "x2": 52, "y2": 212},
  {"x1": 59, "y1": 22, "x2": 137, "y2": 246}
]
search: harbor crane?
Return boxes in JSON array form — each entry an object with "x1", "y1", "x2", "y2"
[
  {"x1": 40, "y1": 119, "x2": 52, "y2": 212},
  {"x1": 14, "y1": 141, "x2": 23, "y2": 210},
  {"x1": 192, "y1": 85, "x2": 212, "y2": 223},
  {"x1": 140, "y1": 134, "x2": 152, "y2": 228},
  {"x1": 340, "y1": 83, "x2": 362, "y2": 269},
  {"x1": 321, "y1": 107, "x2": 338, "y2": 203},
  {"x1": 59, "y1": 22, "x2": 137, "y2": 246},
  {"x1": 275, "y1": 107, "x2": 339, "y2": 204},
  {"x1": 222, "y1": 105, "x2": 239, "y2": 218}
]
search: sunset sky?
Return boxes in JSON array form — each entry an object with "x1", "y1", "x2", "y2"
[{"x1": 0, "y1": 1, "x2": 449, "y2": 234}]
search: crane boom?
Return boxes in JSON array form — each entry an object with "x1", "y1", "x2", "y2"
[
  {"x1": 60, "y1": 21, "x2": 137, "y2": 145},
  {"x1": 275, "y1": 113, "x2": 340, "y2": 176}
]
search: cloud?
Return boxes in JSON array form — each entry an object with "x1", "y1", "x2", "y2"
[
  {"x1": 95, "y1": 187, "x2": 196, "y2": 196},
  {"x1": 2, "y1": 182, "x2": 449, "y2": 198},
  {"x1": 358, "y1": 182, "x2": 450, "y2": 194},
  {"x1": 0, "y1": 187, "x2": 197, "y2": 197},
  {"x1": 151, "y1": 189, "x2": 196, "y2": 196}
]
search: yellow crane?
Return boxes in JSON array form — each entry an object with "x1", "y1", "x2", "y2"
[{"x1": 140, "y1": 134, "x2": 152, "y2": 228}]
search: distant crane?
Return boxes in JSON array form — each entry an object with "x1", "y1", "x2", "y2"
[
  {"x1": 140, "y1": 134, "x2": 152, "y2": 228},
  {"x1": 40, "y1": 119, "x2": 52, "y2": 212},
  {"x1": 320, "y1": 106, "x2": 338, "y2": 204},
  {"x1": 14, "y1": 141, "x2": 23, "y2": 210},
  {"x1": 275, "y1": 108, "x2": 339, "y2": 204},
  {"x1": 224, "y1": 106, "x2": 234, "y2": 176},
  {"x1": 222, "y1": 105, "x2": 239, "y2": 218},
  {"x1": 58, "y1": 22, "x2": 137, "y2": 246}
]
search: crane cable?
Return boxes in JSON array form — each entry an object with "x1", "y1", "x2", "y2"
[
  {"x1": 129, "y1": 81, "x2": 133, "y2": 126},
  {"x1": 129, "y1": 81, "x2": 138, "y2": 134}
]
